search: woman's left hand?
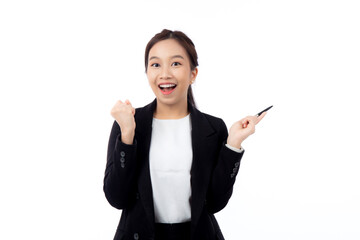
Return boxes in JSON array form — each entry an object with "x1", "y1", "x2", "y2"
[{"x1": 227, "y1": 112, "x2": 267, "y2": 149}]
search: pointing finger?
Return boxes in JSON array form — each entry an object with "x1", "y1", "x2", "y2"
[{"x1": 255, "y1": 111, "x2": 267, "y2": 124}]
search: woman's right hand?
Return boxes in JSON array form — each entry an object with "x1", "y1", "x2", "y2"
[{"x1": 110, "y1": 99, "x2": 136, "y2": 145}]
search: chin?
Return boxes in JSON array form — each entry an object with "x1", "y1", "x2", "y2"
[
  {"x1": 156, "y1": 96, "x2": 176, "y2": 105},
  {"x1": 156, "y1": 95, "x2": 186, "y2": 106}
]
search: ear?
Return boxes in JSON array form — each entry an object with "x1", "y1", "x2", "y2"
[{"x1": 190, "y1": 67, "x2": 198, "y2": 84}]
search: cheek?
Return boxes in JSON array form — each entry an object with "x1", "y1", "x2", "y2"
[
  {"x1": 147, "y1": 72, "x2": 156, "y2": 82},
  {"x1": 175, "y1": 69, "x2": 190, "y2": 81}
]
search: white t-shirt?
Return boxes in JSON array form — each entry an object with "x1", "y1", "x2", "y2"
[{"x1": 149, "y1": 114, "x2": 192, "y2": 223}]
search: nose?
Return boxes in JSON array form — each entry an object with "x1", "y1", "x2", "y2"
[{"x1": 160, "y1": 65, "x2": 171, "y2": 80}]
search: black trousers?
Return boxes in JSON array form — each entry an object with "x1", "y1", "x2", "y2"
[{"x1": 154, "y1": 222, "x2": 191, "y2": 240}]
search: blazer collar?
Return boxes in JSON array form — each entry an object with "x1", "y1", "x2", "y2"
[{"x1": 137, "y1": 98, "x2": 215, "y2": 138}]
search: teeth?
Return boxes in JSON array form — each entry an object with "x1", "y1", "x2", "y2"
[{"x1": 159, "y1": 84, "x2": 176, "y2": 88}]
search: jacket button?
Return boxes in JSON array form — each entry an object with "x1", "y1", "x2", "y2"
[
  {"x1": 230, "y1": 173, "x2": 235, "y2": 178},
  {"x1": 233, "y1": 168, "x2": 237, "y2": 173},
  {"x1": 121, "y1": 162, "x2": 125, "y2": 168},
  {"x1": 235, "y1": 162, "x2": 240, "y2": 167},
  {"x1": 120, "y1": 157, "x2": 125, "y2": 163},
  {"x1": 120, "y1": 151, "x2": 125, "y2": 157},
  {"x1": 133, "y1": 233, "x2": 139, "y2": 239}
]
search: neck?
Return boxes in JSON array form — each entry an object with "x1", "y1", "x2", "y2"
[{"x1": 154, "y1": 99, "x2": 189, "y2": 119}]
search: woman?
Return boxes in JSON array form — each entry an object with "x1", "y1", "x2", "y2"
[{"x1": 104, "y1": 29, "x2": 266, "y2": 240}]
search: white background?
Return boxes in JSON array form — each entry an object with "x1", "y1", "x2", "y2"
[{"x1": 1, "y1": 0, "x2": 359, "y2": 239}]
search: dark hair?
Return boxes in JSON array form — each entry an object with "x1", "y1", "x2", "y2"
[{"x1": 144, "y1": 29, "x2": 198, "y2": 108}]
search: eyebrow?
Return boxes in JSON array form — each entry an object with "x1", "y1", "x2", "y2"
[{"x1": 149, "y1": 55, "x2": 185, "y2": 61}]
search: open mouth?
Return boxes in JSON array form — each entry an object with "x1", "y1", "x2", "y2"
[{"x1": 158, "y1": 83, "x2": 177, "y2": 94}]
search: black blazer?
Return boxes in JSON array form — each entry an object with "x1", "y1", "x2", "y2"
[{"x1": 104, "y1": 99, "x2": 244, "y2": 240}]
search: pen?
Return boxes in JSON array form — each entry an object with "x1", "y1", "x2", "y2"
[{"x1": 256, "y1": 105, "x2": 273, "y2": 117}]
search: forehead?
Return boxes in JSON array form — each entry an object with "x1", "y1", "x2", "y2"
[{"x1": 149, "y1": 39, "x2": 188, "y2": 59}]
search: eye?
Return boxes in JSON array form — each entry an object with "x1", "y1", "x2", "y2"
[
  {"x1": 151, "y1": 63, "x2": 160, "y2": 67},
  {"x1": 172, "y1": 62, "x2": 181, "y2": 67}
]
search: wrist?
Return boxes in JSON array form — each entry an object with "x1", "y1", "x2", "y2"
[
  {"x1": 121, "y1": 130, "x2": 135, "y2": 145},
  {"x1": 226, "y1": 138, "x2": 243, "y2": 149}
]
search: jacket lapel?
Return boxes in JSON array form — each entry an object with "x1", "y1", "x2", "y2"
[
  {"x1": 188, "y1": 103, "x2": 218, "y2": 231},
  {"x1": 135, "y1": 100, "x2": 156, "y2": 231}
]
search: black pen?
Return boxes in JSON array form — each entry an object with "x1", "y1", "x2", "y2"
[{"x1": 256, "y1": 105, "x2": 273, "y2": 117}]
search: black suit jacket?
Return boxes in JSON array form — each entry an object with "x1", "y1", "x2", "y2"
[{"x1": 104, "y1": 99, "x2": 244, "y2": 240}]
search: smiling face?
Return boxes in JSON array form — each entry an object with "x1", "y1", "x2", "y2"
[{"x1": 146, "y1": 39, "x2": 198, "y2": 109}]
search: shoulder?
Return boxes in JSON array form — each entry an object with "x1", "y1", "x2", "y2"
[
  {"x1": 195, "y1": 109, "x2": 229, "y2": 140},
  {"x1": 202, "y1": 111, "x2": 226, "y2": 128},
  {"x1": 133, "y1": 101, "x2": 154, "y2": 119},
  {"x1": 194, "y1": 108, "x2": 227, "y2": 134}
]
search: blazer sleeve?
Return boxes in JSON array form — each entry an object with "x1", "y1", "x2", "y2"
[
  {"x1": 103, "y1": 120, "x2": 138, "y2": 209},
  {"x1": 206, "y1": 118, "x2": 245, "y2": 213}
]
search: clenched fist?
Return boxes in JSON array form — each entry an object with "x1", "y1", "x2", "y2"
[
  {"x1": 227, "y1": 111, "x2": 267, "y2": 149},
  {"x1": 110, "y1": 99, "x2": 136, "y2": 145}
]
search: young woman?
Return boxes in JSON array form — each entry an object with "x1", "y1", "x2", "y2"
[{"x1": 104, "y1": 29, "x2": 266, "y2": 240}]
